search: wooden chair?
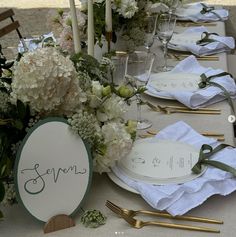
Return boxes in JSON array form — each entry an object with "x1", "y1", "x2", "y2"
[{"x1": 0, "y1": 9, "x2": 27, "y2": 51}]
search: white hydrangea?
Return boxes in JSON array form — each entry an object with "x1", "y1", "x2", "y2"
[
  {"x1": 96, "y1": 94, "x2": 127, "y2": 122},
  {"x1": 62, "y1": 9, "x2": 86, "y2": 29},
  {"x1": 93, "y1": 121, "x2": 133, "y2": 173},
  {"x1": 89, "y1": 81, "x2": 103, "y2": 108},
  {"x1": 58, "y1": 26, "x2": 74, "y2": 54},
  {"x1": 11, "y1": 47, "x2": 84, "y2": 115},
  {"x1": 117, "y1": 0, "x2": 138, "y2": 18}
]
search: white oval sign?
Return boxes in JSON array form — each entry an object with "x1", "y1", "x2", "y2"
[{"x1": 14, "y1": 118, "x2": 92, "y2": 222}]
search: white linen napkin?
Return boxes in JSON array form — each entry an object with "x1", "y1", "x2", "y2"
[
  {"x1": 169, "y1": 26, "x2": 235, "y2": 56},
  {"x1": 112, "y1": 121, "x2": 236, "y2": 216},
  {"x1": 146, "y1": 55, "x2": 236, "y2": 108},
  {"x1": 176, "y1": 2, "x2": 228, "y2": 22},
  {"x1": 18, "y1": 32, "x2": 56, "y2": 53}
]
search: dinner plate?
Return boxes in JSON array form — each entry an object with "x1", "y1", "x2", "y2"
[
  {"x1": 146, "y1": 72, "x2": 200, "y2": 100},
  {"x1": 144, "y1": 90, "x2": 175, "y2": 100},
  {"x1": 107, "y1": 172, "x2": 138, "y2": 194}
]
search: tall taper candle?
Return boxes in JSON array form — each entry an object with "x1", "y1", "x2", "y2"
[
  {"x1": 105, "y1": 0, "x2": 112, "y2": 32},
  {"x1": 87, "y1": 0, "x2": 94, "y2": 56},
  {"x1": 69, "y1": 0, "x2": 81, "y2": 53}
]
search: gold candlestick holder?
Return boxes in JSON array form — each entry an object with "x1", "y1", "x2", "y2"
[{"x1": 106, "y1": 31, "x2": 112, "y2": 53}]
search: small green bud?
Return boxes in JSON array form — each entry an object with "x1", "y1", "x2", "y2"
[
  {"x1": 118, "y1": 85, "x2": 133, "y2": 98},
  {"x1": 126, "y1": 120, "x2": 137, "y2": 140},
  {"x1": 102, "y1": 85, "x2": 111, "y2": 97}
]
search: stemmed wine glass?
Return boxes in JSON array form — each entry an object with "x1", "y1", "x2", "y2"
[
  {"x1": 155, "y1": 13, "x2": 176, "y2": 72},
  {"x1": 167, "y1": 0, "x2": 180, "y2": 14},
  {"x1": 125, "y1": 51, "x2": 155, "y2": 130},
  {"x1": 143, "y1": 15, "x2": 158, "y2": 53}
]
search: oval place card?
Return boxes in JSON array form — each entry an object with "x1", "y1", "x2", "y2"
[
  {"x1": 117, "y1": 138, "x2": 207, "y2": 185},
  {"x1": 14, "y1": 118, "x2": 92, "y2": 222}
]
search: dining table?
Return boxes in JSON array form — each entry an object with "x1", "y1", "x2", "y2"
[{"x1": 1, "y1": 17, "x2": 236, "y2": 237}]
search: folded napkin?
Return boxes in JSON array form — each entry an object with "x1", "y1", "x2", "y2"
[
  {"x1": 169, "y1": 26, "x2": 235, "y2": 56},
  {"x1": 146, "y1": 55, "x2": 236, "y2": 108},
  {"x1": 112, "y1": 121, "x2": 236, "y2": 215},
  {"x1": 176, "y1": 2, "x2": 228, "y2": 22},
  {"x1": 18, "y1": 32, "x2": 56, "y2": 53}
]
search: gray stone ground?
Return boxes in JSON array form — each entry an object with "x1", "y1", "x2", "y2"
[{"x1": 0, "y1": 0, "x2": 235, "y2": 58}]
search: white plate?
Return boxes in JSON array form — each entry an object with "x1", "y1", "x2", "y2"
[
  {"x1": 107, "y1": 172, "x2": 138, "y2": 194},
  {"x1": 117, "y1": 138, "x2": 206, "y2": 185},
  {"x1": 146, "y1": 72, "x2": 200, "y2": 100},
  {"x1": 144, "y1": 90, "x2": 175, "y2": 100}
]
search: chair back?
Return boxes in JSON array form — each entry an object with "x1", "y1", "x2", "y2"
[
  {"x1": 0, "y1": 9, "x2": 27, "y2": 51},
  {"x1": 0, "y1": 9, "x2": 22, "y2": 38}
]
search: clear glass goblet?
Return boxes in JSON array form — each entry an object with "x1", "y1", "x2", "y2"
[
  {"x1": 110, "y1": 51, "x2": 128, "y2": 86},
  {"x1": 143, "y1": 15, "x2": 158, "y2": 53},
  {"x1": 155, "y1": 13, "x2": 176, "y2": 72},
  {"x1": 125, "y1": 51, "x2": 155, "y2": 130},
  {"x1": 167, "y1": 0, "x2": 180, "y2": 14}
]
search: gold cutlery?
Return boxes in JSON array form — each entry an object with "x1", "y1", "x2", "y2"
[
  {"x1": 160, "y1": 105, "x2": 221, "y2": 112},
  {"x1": 121, "y1": 213, "x2": 220, "y2": 233},
  {"x1": 145, "y1": 102, "x2": 221, "y2": 113},
  {"x1": 106, "y1": 200, "x2": 223, "y2": 224},
  {"x1": 169, "y1": 54, "x2": 219, "y2": 61},
  {"x1": 144, "y1": 130, "x2": 225, "y2": 142},
  {"x1": 139, "y1": 134, "x2": 224, "y2": 141},
  {"x1": 156, "y1": 105, "x2": 221, "y2": 115},
  {"x1": 106, "y1": 200, "x2": 222, "y2": 233},
  {"x1": 177, "y1": 22, "x2": 217, "y2": 27}
]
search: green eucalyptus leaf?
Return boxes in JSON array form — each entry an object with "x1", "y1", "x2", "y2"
[
  {"x1": 1, "y1": 165, "x2": 6, "y2": 176},
  {"x1": 0, "y1": 181, "x2": 5, "y2": 202},
  {"x1": 12, "y1": 120, "x2": 23, "y2": 130},
  {"x1": 17, "y1": 100, "x2": 26, "y2": 120}
]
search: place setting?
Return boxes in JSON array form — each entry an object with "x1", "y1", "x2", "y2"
[
  {"x1": 168, "y1": 26, "x2": 235, "y2": 57},
  {"x1": 107, "y1": 120, "x2": 236, "y2": 219},
  {"x1": 175, "y1": 2, "x2": 229, "y2": 23},
  {"x1": 144, "y1": 55, "x2": 236, "y2": 110}
]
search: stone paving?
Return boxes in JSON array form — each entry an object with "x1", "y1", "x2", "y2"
[{"x1": 0, "y1": 0, "x2": 235, "y2": 58}]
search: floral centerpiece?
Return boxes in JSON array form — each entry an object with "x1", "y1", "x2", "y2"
[
  {"x1": 0, "y1": 46, "x2": 137, "y2": 217},
  {"x1": 47, "y1": 0, "x2": 176, "y2": 53}
]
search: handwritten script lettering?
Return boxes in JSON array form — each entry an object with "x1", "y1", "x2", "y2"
[{"x1": 21, "y1": 164, "x2": 87, "y2": 195}]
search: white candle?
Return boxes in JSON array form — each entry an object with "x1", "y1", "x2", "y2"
[
  {"x1": 69, "y1": 0, "x2": 81, "y2": 53},
  {"x1": 87, "y1": 0, "x2": 94, "y2": 56},
  {"x1": 105, "y1": 0, "x2": 112, "y2": 32}
]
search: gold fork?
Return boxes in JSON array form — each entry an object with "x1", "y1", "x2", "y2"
[
  {"x1": 177, "y1": 22, "x2": 217, "y2": 27},
  {"x1": 170, "y1": 54, "x2": 219, "y2": 61},
  {"x1": 145, "y1": 101, "x2": 221, "y2": 112},
  {"x1": 139, "y1": 130, "x2": 225, "y2": 141},
  {"x1": 121, "y1": 213, "x2": 220, "y2": 233},
  {"x1": 156, "y1": 105, "x2": 221, "y2": 115},
  {"x1": 106, "y1": 200, "x2": 223, "y2": 224}
]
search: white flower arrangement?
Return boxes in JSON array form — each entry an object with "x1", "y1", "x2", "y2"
[
  {"x1": 46, "y1": 0, "x2": 168, "y2": 53},
  {"x1": 115, "y1": 0, "x2": 139, "y2": 19},
  {"x1": 0, "y1": 47, "x2": 137, "y2": 209}
]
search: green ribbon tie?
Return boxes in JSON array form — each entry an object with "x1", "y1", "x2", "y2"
[
  {"x1": 198, "y1": 72, "x2": 235, "y2": 114},
  {"x1": 200, "y1": 3, "x2": 223, "y2": 21},
  {"x1": 196, "y1": 31, "x2": 219, "y2": 46},
  {"x1": 192, "y1": 144, "x2": 236, "y2": 176}
]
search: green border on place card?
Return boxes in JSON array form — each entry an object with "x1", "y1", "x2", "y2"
[{"x1": 13, "y1": 117, "x2": 93, "y2": 223}]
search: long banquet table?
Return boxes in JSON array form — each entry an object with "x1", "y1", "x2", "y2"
[{"x1": 1, "y1": 21, "x2": 236, "y2": 237}]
